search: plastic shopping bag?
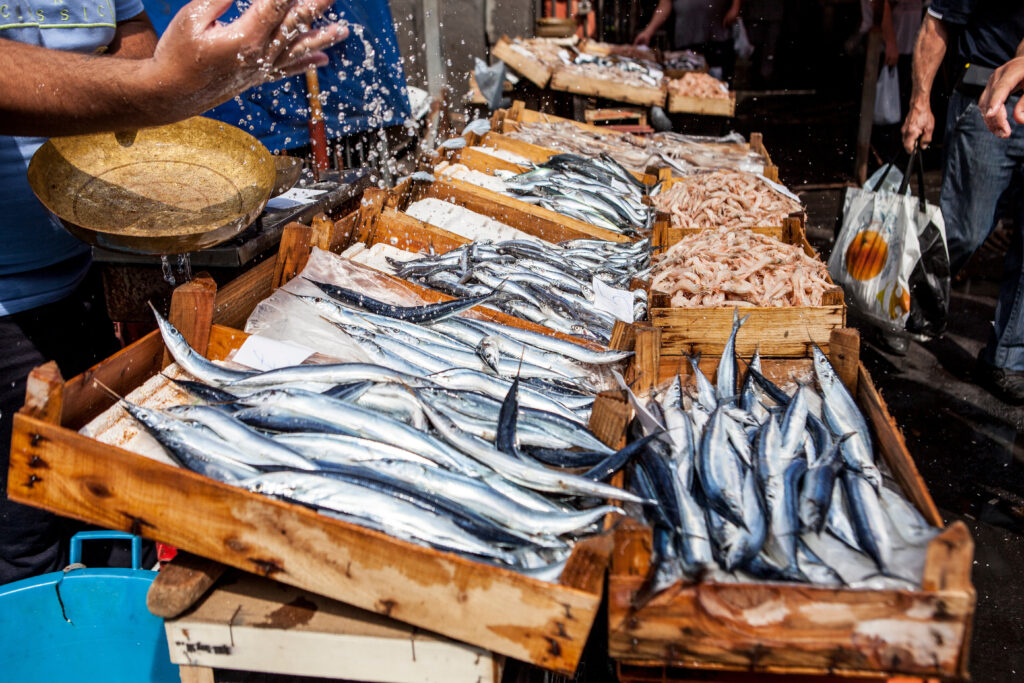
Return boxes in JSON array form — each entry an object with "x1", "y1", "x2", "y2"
[
  {"x1": 733, "y1": 18, "x2": 754, "y2": 60},
  {"x1": 874, "y1": 65, "x2": 901, "y2": 125},
  {"x1": 829, "y1": 150, "x2": 949, "y2": 336}
]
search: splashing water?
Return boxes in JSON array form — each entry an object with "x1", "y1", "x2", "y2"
[{"x1": 160, "y1": 254, "x2": 193, "y2": 287}]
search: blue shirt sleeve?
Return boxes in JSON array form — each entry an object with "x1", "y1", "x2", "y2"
[
  {"x1": 115, "y1": 0, "x2": 147, "y2": 22},
  {"x1": 928, "y1": 0, "x2": 975, "y2": 25}
]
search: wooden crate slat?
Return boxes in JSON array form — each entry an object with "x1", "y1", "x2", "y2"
[
  {"x1": 666, "y1": 91, "x2": 736, "y2": 117},
  {"x1": 491, "y1": 36, "x2": 553, "y2": 88},
  {"x1": 650, "y1": 305, "x2": 846, "y2": 358}
]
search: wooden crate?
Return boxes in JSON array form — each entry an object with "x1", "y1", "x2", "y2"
[
  {"x1": 667, "y1": 89, "x2": 736, "y2": 117},
  {"x1": 549, "y1": 65, "x2": 667, "y2": 108},
  {"x1": 647, "y1": 220, "x2": 845, "y2": 358},
  {"x1": 402, "y1": 173, "x2": 636, "y2": 243},
  {"x1": 607, "y1": 329, "x2": 975, "y2": 681},
  {"x1": 7, "y1": 218, "x2": 626, "y2": 676},
  {"x1": 491, "y1": 35, "x2": 555, "y2": 88},
  {"x1": 502, "y1": 102, "x2": 778, "y2": 181}
]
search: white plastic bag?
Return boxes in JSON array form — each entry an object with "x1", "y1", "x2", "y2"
[
  {"x1": 732, "y1": 18, "x2": 754, "y2": 60},
  {"x1": 874, "y1": 65, "x2": 901, "y2": 125},
  {"x1": 830, "y1": 186, "x2": 919, "y2": 332}
]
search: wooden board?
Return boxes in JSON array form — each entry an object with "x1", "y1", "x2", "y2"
[
  {"x1": 549, "y1": 66, "x2": 667, "y2": 108},
  {"x1": 8, "y1": 323, "x2": 613, "y2": 676},
  {"x1": 502, "y1": 100, "x2": 622, "y2": 136},
  {"x1": 667, "y1": 90, "x2": 736, "y2": 117},
  {"x1": 606, "y1": 345, "x2": 975, "y2": 680},
  {"x1": 164, "y1": 572, "x2": 500, "y2": 682},
  {"x1": 491, "y1": 36, "x2": 553, "y2": 88}
]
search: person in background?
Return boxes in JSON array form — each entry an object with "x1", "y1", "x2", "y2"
[
  {"x1": 0, "y1": 0, "x2": 348, "y2": 585},
  {"x1": 979, "y1": 42, "x2": 1024, "y2": 138},
  {"x1": 901, "y1": 2, "x2": 1024, "y2": 403},
  {"x1": 741, "y1": 0, "x2": 784, "y2": 87},
  {"x1": 633, "y1": 0, "x2": 742, "y2": 82}
]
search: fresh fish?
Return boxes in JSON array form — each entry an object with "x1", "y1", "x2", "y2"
[
  {"x1": 841, "y1": 470, "x2": 894, "y2": 574},
  {"x1": 697, "y1": 407, "x2": 747, "y2": 528},
  {"x1": 150, "y1": 303, "x2": 253, "y2": 387},
  {"x1": 165, "y1": 405, "x2": 317, "y2": 470},
  {"x1": 716, "y1": 310, "x2": 748, "y2": 402},
  {"x1": 475, "y1": 336, "x2": 502, "y2": 375},
  {"x1": 308, "y1": 279, "x2": 493, "y2": 324},
  {"x1": 812, "y1": 346, "x2": 881, "y2": 490},
  {"x1": 246, "y1": 471, "x2": 516, "y2": 563}
]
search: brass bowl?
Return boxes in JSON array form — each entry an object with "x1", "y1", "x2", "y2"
[
  {"x1": 27, "y1": 117, "x2": 276, "y2": 255},
  {"x1": 272, "y1": 155, "x2": 304, "y2": 197}
]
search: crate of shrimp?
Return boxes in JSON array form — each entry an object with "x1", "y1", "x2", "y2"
[
  {"x1": 666, "y1": 72, "x2": 736, "y2": 117},
  {"x1": 8, "y1": 221, "x2": 646, "y2": 675},
  {"x1": 650, "y1": 170, "x2": 804, "y2": 248},
  {"x1": 646, "y1": 222, "x2": 845, "y2": 358},
  {"x1": 607, "y1": 328, "x2": 975, "y2": 680}
]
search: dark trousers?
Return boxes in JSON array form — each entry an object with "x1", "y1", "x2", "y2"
[
  {"x1": 941, "y1": 91, "x2": 1024, "y2": 370},
  {"x1": 0, "y1": 267, "x2": 123, "y2": 585}
]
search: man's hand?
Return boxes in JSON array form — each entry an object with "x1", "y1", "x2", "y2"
[
  {"x1": 979, "y1": 56, "x2": 1024, "y2": 138},
  {"x1": 901, "y1": 99, "x2": 935, "y2": 152},
  {"x1": 723, "y1": 0, "x2": 740, "y2": 27},
  {"x1": 633, "y1": 28, "x2": 653, "y2": 47},
  {"x1": 884, "y1": 36, "x2": 899, "y2": 67},
  {"x1": 143, "y1": 0, "x2": 348, "y2": 122}
]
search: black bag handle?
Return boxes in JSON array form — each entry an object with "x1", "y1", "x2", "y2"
[{"x1": 896, "y1": 141, "x2": 927, "y2": 213}]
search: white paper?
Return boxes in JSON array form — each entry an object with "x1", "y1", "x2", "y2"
[
  {"x1": 592, "y1": 277, "x2": 635, "y2": 323},
  {"x1": 232, "y1": 335, "x2": 314, "y2": 371},
  {"x1": 266, "y1": 187, "x2": 328, "y2": 210}
]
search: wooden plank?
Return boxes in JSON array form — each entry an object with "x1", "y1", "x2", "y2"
[
  {"x1": 422, "y1": 176, "x2": 631, "y2": 243},
  {"x1": 330, "y1": 211, "x2": 360, "y2": 252},
  {"x1": 477, "y1": 132, "x2": 658, "y2": 185},
  {"x1": 371, "y1": 208, "x2": 469, "y2": 254},
  {"x1": 452, "y1": 146, "x2": 527, "y2": 176},
  {"x1": 505, "y1": 101, "x2": 634, "y2": 136},
  {"x1": 9, "y1": 414, "x2": 604, "y2": 675},
  {"x1": 163, "y1": 275, "x2": 217, "y2": 368},
  {"x1": 632, "y1": 327, "x2": 661, "y2": 395},
  {"x1": 22, "y1": 361, "x2": 64, "y2": 425},
  {"x1": 666, "y1": 90, "x2": 736, "y2": 117},
  {"x1": 147, "y1": 551, "x2": 228, "y2": 618},
  {"x1": 828, "y1": 327, "x2": 861, "y2": 392},
  {"x1": 549, "y1": 66, "x2": 667, "y2": 108},
  {"x1": 650, "y1": 306, "x2": 846, "y2": 358},
  {"x1": 271, "y1": 223, "x2": 313, "y2": 290},
  {"x1": 164, "y1": 573, "x2": 499, "y2": 682},
  {"x1": 353, "y1": 188, "x2": 388, "y2": 245},
  {"x1": 491, "y1": 36, "x2": 553, "y2": 88},
  {"x1": 588, "y1": 390, "x2": 630, "y2": 451},
  {"x1": 178, "y1": 666, "x2": 215, "y2": 683},
  {"x1": 310, "y1": 212, "x2": 335, "y2": 251},
  {"x1": 213, "y1": 257, "x2": 276, "y2": 330},
  {"x1": 857, "y1": 364, "x2": 943, "y2": 527}
]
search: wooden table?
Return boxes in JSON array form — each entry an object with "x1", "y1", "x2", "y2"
[{"x1": 165, "y1": 572, "x2": 501, "y2": 683}]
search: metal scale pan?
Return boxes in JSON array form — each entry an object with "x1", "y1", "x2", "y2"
[{"x1": 27, "y1": 117, "x2": 277, "y2": 255}]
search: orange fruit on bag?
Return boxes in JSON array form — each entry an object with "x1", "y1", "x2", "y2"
[{"x1": 845, "y1": 230, "x2": 889, "y2": 281}]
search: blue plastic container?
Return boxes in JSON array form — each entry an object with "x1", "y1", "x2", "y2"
[{"x1": 0, "y1": 531, "x2": 179, "y2": 682}]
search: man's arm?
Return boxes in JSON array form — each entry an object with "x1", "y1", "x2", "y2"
[
  {"x1": 979, "y1": 37, "x2": 1024, "y2": 138},
  {"x1": 882, "y1": 0, "x2": 898, "y2": 67},
  {"x1": 900, "y1": 12, "x2": 948, "y2": 152},
  {"x1": 0, "y1": 0, "x2": 348, "y2": 137},
  {"x1": 634, "y1": 0, "x2": 673, "y2": 47},
  {"x1": 106, "y1": 11, "x2": 159, "y2": 59}
]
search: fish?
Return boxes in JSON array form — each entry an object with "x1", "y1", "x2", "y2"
[
  {"x1": 151, "y1": 303, "x2": 253, "y2": 386},
  {"x1": 307, "y1": 278, "x2": 493, "y2": 324},
  {"x1": 460, "y1": 118, "x2": 492, "y2": 137}
]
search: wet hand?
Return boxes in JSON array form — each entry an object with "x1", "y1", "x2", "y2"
[
  {"x1": 144, "y1": 0, "x2": 348, "y2": 119},
  {"x1": 980, "y1": 56, "x2": 1024, "y2": 138},
  {"x1": 633, "y1": 30, "x2": 652, "y2": 47}
]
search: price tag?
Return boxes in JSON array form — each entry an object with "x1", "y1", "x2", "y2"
[
  {"x1": 592, "y1": 277, "x2": 635, "y2": 323},
  {"x1": 266, "y1": 187, "x2": 327, "y2": 210},
  {"x1": 233, "y1": 335, "x2": 314, "y2": 371}
]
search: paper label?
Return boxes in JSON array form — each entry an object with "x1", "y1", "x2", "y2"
[
  {"x1": 592, "y1": 277, "x2": 635, "y2": 323},
  {"x1": 232, "y1": 335, "x2": 314, "y2": 371},
  {"x1": 266, "y1": 187, "x2": 327, "y2": 210}
]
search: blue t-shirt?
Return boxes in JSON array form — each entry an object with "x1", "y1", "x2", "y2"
[
  {"x1": 929, "y1": 0, "x2": 1024, "y2": 69},
  {"x1": 0, "y1": 0, "x2": 145, "y2": 315},
  {"x1": 143, "y1": 0, "x2": 411, "y2": 152}
]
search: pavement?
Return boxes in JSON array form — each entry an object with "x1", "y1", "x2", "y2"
[{"x1": 800, "y1": 188, "x2": 1024, "y2": 682}]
